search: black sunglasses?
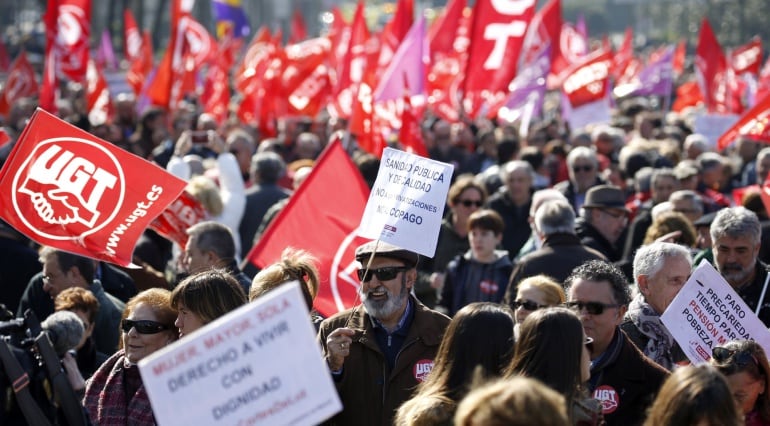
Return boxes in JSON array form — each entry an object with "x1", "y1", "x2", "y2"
[
  {"x1": 122, "y1": 319, "x2": 170, "y2": 334},
  {"x1": 512, "y1": 299, "x2": 546, "y2": 311},
  {"x1": 712, "y1": 347, "x2": 758, "y2": 368},
  {"x1": 357, "y1": 266, "x2": 409, "y2": 283},
  {"x1": 565, "y1": 301, "x2": 622, "y2": 315},
  {"x1": 572, "y1": 165, "x2": 594, "y2": 173},
  {"x1": 458, "y1": 199, "x2": 483, "y2": 208}
]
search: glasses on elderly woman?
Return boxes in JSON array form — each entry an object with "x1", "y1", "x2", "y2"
[
  {"x1": 712, "y1": 346, "x2": 759, "y2": 368},
  {"x1": 121, "y1": 319, "x2": 170, "y2": 334}
]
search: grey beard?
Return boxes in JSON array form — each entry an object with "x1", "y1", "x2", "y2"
[{"x1": 360, "y1": 279, "x2": 409, "y2": 320}]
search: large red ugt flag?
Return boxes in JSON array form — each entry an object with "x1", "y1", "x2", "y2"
[{"x1": 0, "y1": 109, "x2": 186, "y2": 266}]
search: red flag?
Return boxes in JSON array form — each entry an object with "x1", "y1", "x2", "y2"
[
  {"x1": 41, "y1": 0, "x2": 92, "y2": 112},
  {"x1": 562, "y1": 48, "x2": 612, "y2": 108},
  {"x1": 126, "y1": 30, "x2": 153, "y2": 96},
  {"x1": 375, "y1": 0, "x2": 414, "y2": 81},
  {"x1": 283, "y1": 38, "x2": 332, "y2": 117},
  {"x1": 330, "y1": 2, "x2": 369, "y2": 119},
  {"x1": 427, "y1": 7, "x2": 472, "y2": 123},
  {"x1": 520, "y1": 0, "x2": 561, "y2": 67},
  {"x1": 149, "y1": 190, "x2": 207, "y2": 248},
  {"x1": 730, "y1": 37, "x2": 763, "y2": 76},
  {"x1": 147, "y1": 0, "x2": 184, "y2": 109},
  {"x1": 0, "y1": 37, "x2": 10, "y2": 72},
  {"x1": 429, "y1": 0, "x2": 466, "y2": 60},
  {"x1": 184, "y1": 16, "x2": 218, "y2": 67},
  {"x1": 611, "y1": 27, "x2": 633, "y2": 80},
  {"x1": 0, "y1": 108, "x2": 186, "y2": 266},
  {"x1": 695, "y1": 19, "x2": 730, "y2": 113},
  {"x1": 244, "y1": 139, "x2": 370, "y2": 317},
  {"x1": 326, "y1": 7, "x2": 348, "y2": 75},
  {"x1": 672, "y1": 80, "x2": 704, "y2": 113},
  {"x1": 551, "y1": 21, "x2": 588, "y2": 81},
  {"x1": 673, "y1": 39, "x2": 686, "y2": 77},
  {"x1": 123, "y1": 8, "x2": 142, "y2": 62},
  {"x1": 85, "y1": 59, "x2": 113, "y2": 126},
  {"x1": 201, "y1": 62, "x2": 230, "y2": 125},
  {"x1": 717, "y1": 94, "x2": 770, "y2": 150},
  {"x1": 0, "y1": 51, "x2": 39, "y2": 116},
  {"x1": 289, "y1": 9, "x2": 308, "y2": 44},
  {"x1": 463, "y1": 0, "x2": 537, "y2": 118}
]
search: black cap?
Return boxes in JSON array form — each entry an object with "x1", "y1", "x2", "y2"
[{"x1": 355, "y1": 241, "x2": 419, "y2": 268}]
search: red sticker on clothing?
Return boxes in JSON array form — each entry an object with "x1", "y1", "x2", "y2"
[
  {"x1": 593, "y1": 385, "x2": 619, "y2": 414},
  {"x1": 413, "y1": 359, "x2": 434, "y2": 382}
]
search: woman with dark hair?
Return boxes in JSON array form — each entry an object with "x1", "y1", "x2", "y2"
[
  {"x1": 644, "y1": 364, "x2": 742, "y2": 426},
  {"x1": 394, "y1": 303, "x2": 515, "y2": 425},
  {"x1": 84, "y1": 288, "x2": 178, "y2": 425},
  {"x1": 506, "y1": 307, "x2": 600, "y2": 425},
  {"x1": 712, "y1": 340, "x2": 770, "y2": 425},
  {"x1": 171, "y1": 269, "x2": 247, "y2": 338}
]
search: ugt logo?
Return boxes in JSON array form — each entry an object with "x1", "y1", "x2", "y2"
[{"x1": 12, "y1": 138, "x2": 124, "y2": 240}]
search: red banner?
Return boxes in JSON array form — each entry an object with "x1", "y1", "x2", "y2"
[
  {"x1": 463, "y1": 0, "x2": 536, "y2": 118},
  {"x1": 46, "y1": 0, "x2": 91, "y2": 83},
  {"x1": 0, "y1": 109, "x2": 186, "y2": 266},
  {"x1": 149, "y1": 190, "x2": 207, "y2": 248},
  {"x1": 695, "y1": 19, "x2": 731, "y2": 113},
  {"x1": 244, "y1": 139, "x2": 370, "y2": 317},
  {"x1": 730, "y1": 37, "x2": 763, "y2": 76},
  {"x1": 85, "y1": 59, "x2": 112, "y2": 126},
  {"x1": 717, "y1": 94, "x2": 770, "y2": 150},
  {"x1": 124, "y1": 8, "x2": 142, "y2": 62},
  {"x1": 562, "y1": 48, "x2": 612, "y2": 108}
]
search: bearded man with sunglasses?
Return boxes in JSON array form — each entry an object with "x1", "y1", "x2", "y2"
[
  {"x1": 566, "y1": 260, "x2": 668, "y2": 426},
  {"x1": 318, "y1": 241, "x2": 450, "y2": 426}
]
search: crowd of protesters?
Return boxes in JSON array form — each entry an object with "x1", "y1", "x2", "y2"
[{"x1": 3, "y1": 37, "x2": 770, "y2": 423}]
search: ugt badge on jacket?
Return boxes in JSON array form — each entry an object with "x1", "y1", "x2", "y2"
[{"x1": 0, "y1": 108, "x2": 186, "y2": 266}]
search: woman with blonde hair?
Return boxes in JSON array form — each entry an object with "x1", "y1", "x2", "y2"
[
  {"x1": 510, "y1": 275, "x2": 565, "y2": 337},
  {"x1": 250, "y1": 247, "x2": 323, "y2": 327}
]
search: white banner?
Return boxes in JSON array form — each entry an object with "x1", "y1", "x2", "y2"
[
  {"x1": 660, "y1": 260, "x2": 770, "y2": 364},
  {"x1": 138, "y1": 282, "x2": 342, "y2": 426},
  {"x1": 358, "y1": 148, "x2": 454, "y2": 257},
  {"x1": 693, "y1": 113, "x2": 739, "y2": 149}
]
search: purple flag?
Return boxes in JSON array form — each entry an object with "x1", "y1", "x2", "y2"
[
  {"x1": 94, "y1": 30, "x2": 118, "y2": 70},
  {"x1": 630, "y1": 46, "x2": 674, "y2": 97},
  {"x1": 498, "y1": 44, "x2": 551, "y2": 124},
  {"x1": 374, "y1": 16, "x2": 428, "y2": 102}
]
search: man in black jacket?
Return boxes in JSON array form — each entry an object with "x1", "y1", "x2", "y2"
[
  {"x1": 576, "y1": 185, "x2": 629, "y2": 262},
  {"x1": 566, "y1": 260, "x2": 669, "y2": 426}
]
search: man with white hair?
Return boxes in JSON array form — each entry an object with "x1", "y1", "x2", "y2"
[
  {"x1": 514, "y1": 188, "x2": 569, "y2": 259},
  {"x1": 621, "y1": 242, "x2": 692, "y2": 370},
  {"x1": 755, "y1": 146, "x2": 770, "y2": 185},
  {"x1": 554, "y1": 146, "x2": 604, "y2": 211},
  {"x1": 711, "y1": 207, "x2": 770, "y2": 325},
  {"x1": 684, "y1": 133, "x2": 709, "y2": 160},
  {"x1": 505, "y1": 199, "x2": 606, "y2": 307}
]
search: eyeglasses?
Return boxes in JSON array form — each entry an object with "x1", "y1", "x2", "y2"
[
  {"x1": 572, "y1": 165, "x2": 594, "y2": 173},
  {"x1": 712, "y1": 347, "x2": 758, "y2": 368},
  {"x1": 565, "y1": 301, "x2": 622, "y2": 315},
  {"x1": 601, "y1": 209, "x2": 627, "y2": 220},
  {"x1": 512, "y1": 299, "x2": 546, "y2": 311},
  {"x1": 121, "y1": 319, "x2": 170, "y2": 334},
  {"x1": 357, "y1": 266, "x2": 409, "y2": 283},
  {"x1": 458, "y1": 199, "x2": 483, "y2": 208},
  {"x1": 585, "y1": 336, "x2": 594, "y2": 352}
]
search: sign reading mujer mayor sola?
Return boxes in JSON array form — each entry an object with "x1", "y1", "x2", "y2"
[
  {"x1": 358, "y1": 148, "x2": 454, "y2": 257},
  {"x1": 139, "y1": 282, "x2": 342, "y2": 426},
  {"x1": 661, "y1": 261, "x2": 770, "y2": 364},
  {"x1": 0, "y1": 108, "x2": 187, "y2": 266}
]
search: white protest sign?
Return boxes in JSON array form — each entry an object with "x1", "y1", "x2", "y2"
[
  {"x1": 358, "y1": 147, "x2": 454, "y2": 257},
  {"x1": 138, "y1": 282, "x2": 342, "y2": 426},
  {"x1": 660, "y1": 260, "x2": 770, "y2": 364},
  {"x1": 693, "y1": 113, "x2": 739, "y2": 149}
]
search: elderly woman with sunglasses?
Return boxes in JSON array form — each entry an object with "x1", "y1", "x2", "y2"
[
  {"x1": 511, "y1": 275, "x2": 565, "y2": 338},
  {"x1": 711, "y1": 340, "x2": 770, "y2": 426},
  {"x1": 84, "y1": 288, "x2": 178, "y2": 425}
]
